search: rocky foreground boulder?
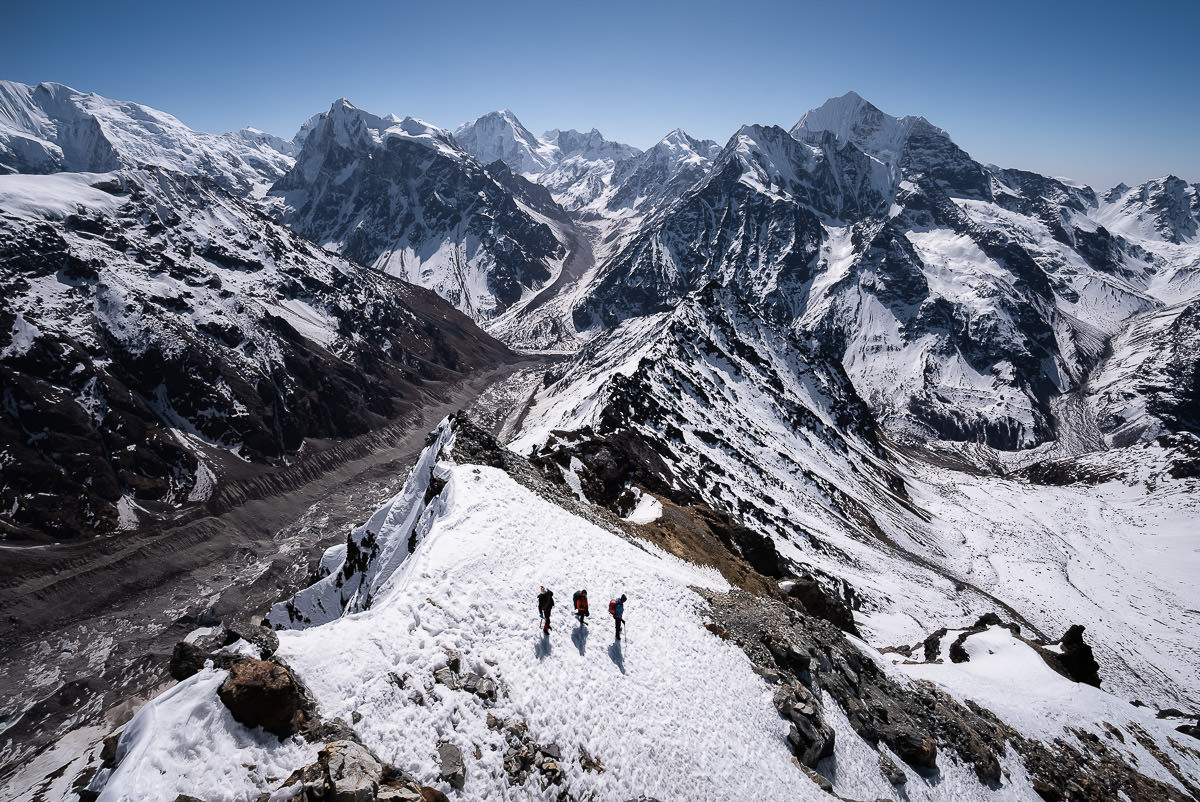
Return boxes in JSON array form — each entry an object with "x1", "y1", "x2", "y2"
[{"x1": 217, "y1": 658, "x2": 305, "y2": 738}]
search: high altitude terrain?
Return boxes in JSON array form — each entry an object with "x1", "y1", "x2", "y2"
[{"x1": 0, "y1": 81, "x2": 1197, "y2": 802}]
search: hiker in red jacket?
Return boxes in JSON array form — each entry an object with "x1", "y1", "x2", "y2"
[{"x1": 573, "y1": 589, "x2": 589, "y2": 625}]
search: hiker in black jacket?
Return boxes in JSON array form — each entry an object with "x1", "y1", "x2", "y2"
[{"x1": 537, "y1": 586, "x2": 555, "y2": 633}]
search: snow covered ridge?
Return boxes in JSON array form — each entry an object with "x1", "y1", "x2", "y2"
[
  {"x1": 0, "y1": 168, "x2": 509, "y2": 539},
  {"x1": 0, "y1": 80, "x2": 294, "y2": 194},
  {"x1": 87, "y1": 416, "x2": 1200, "y2": 801}
]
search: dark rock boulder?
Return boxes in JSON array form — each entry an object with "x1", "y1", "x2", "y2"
[
  {"x1": 169, "y1": 641, "x2": 238, "y2": 681},
  {"x1": 224, "y1": 623, "x2": 280, "y2": 658},
  {"x1": 787, "y1": 577, "x2": 859, "y2": 636},
  {"x1": 1058, "y1": 625, "x2": 1101, "y2": 687},
  {"x1": 923, "y1": 628, "x2": 947, "y2": 662},
  {"x1": 217, "y1": 658, "x2": 303, "y2": 737}
]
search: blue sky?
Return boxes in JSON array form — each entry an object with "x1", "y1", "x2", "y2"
[{"x1": 3, "y1": 0, "x2": 1196, "y2": 189}]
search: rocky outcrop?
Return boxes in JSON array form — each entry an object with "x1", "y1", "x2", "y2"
[
  {"x1": 435, "y1": 742, "x2": 465, "y2": 790},
  {"x1": 168, "y1": 622, "x2": 281, "y2": 680},
  {"x1": 785, "y1": 577, "x2": 859, "y2": 636},
  {"x1": 486, "y1": 714, "x2": 567, "y2": 789},
  {"x1": 702, "y1": 589, "x2": 1195, "y2": 800},
  {"x1": 217, "y1": 658, "x2": 306, "y2": 738},
  {"x1": 268, "y1": 740, "x2": 444, "y2": 802},
  {"x1": 702, "y1": 589, "x2": 1003, "y2": 780},
  {"x1": 169, "y1": 641, "x2": 238, "y2": 681}
]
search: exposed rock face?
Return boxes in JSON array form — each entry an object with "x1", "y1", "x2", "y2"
[
  {"x1": 217, "y1": 658, "x2": 303, "y2": 737},
  {"x1": 322, "y1": 740, "x2": 383, "y2": 802},
  {"x1": 169, "y1": 641, "x2": 237, "y2": 681},
  {"x1": 272, "y1": 100, "x2": 563, "y2": 320},
  {"x1": 786, "y1": 577, "x2": 859, "y2": 636}
]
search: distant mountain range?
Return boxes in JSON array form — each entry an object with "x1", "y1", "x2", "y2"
[{"x1": 2, "y1": 79, "x2": 1199, "y2": 802}]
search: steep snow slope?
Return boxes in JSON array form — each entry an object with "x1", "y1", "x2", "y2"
[
  {"x1": 0, "y1": 81, "x2": 294, "y2": 193},
  {"x1": 0, "y1": 168, "x2": 510, "y2": 539},
  {"x1": 273, "y1": 100, "x2": 565, "y2": 320}
]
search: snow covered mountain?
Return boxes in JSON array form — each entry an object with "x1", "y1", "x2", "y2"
[
  {"x1": 0, "y1": 81, "x2": 295, "y2": 194},
  {"x1": 273, "y1": 100, "x2": 565, "y2": 320},
  {"x1": 453, "y1": 111, "x2": 644, "y2": 215},
  {"x1": 567, "y1": 96, "x2": 1200, "y2": 451},
  {"x1": 452, "y1": 110, "x2": 558, "y2": 177},
  {"x1": 601, "y1": 128, "x2": 721, "y2": 218},
  {"x1": 0, "y1": 167, "x2": 510, "y2": 540},
  {"x1": 534, "y1": 128, "x2": 642, "y2": 212}
]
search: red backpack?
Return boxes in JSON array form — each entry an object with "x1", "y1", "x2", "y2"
[{"x1": 608, "y1": 599, "x2": 618, "y2": 617}]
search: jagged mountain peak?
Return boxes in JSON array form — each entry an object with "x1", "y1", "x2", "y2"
[
  {"x1": 791, "y1": 91, "x2": 947, "y2": 166},
  {"x1": 453, "y1": 108, "x2": 554, "y2": 175},
  {"x1": 657, "y1": 127, "x2": 719, "y2": 155},
  {"x1": 297, "y1": 98, "x2": 459, "y2": 160},
  {"x1": 545, "y1": 126, "x2": 640, "y2": 161}
]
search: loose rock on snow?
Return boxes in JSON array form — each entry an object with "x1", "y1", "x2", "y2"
[{"x1": 217, "y1": 657, "x2": 305, "y2": 738}]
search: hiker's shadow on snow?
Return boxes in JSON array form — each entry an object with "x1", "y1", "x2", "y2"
[
  {"x1": 572, "y1": 624, "x2": 589, "y2": 656},
  {"x1": 535, "y1": 633, "x2": 552, "y2": 661},
  {"x1": 608, "y1": 640, "x2": 625, "y2": 674}
]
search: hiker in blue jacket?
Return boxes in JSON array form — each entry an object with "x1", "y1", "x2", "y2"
[{"x1": 609, "y1": 593, "x2": 627, "y2": 640}]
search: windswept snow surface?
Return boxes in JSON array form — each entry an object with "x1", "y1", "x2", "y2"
[{"x1": 271, "y1": 463, "x2": 823, "y2": 801}]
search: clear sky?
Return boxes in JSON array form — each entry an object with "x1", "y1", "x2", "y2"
[{"x1": 3, "y1": 0, "x2": 1196, "y2": 190}]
